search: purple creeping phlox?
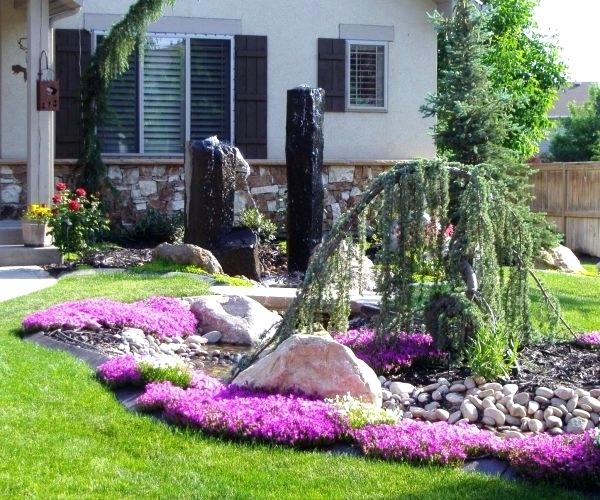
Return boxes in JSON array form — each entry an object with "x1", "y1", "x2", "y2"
[
  {"x1": 96, "y1": 354, "x2": 141, "y2": 387},
  {"x1": 162, "y1": 384, "x2": 346, "y2": 447},
  {"x1": 576, "y1": 331, "x2": 600, "y2": 348},
  {"x1": 502, "y1": 430, "x2": 600, "y2": 484},
  {"x1": 22, "y1": 296, "x2": 197, "y2": 339},
  {"x1": 352, "y1": 420, "x2": 502, "y2": 465},
  {"x1": 334, "y1": 328, "x2": 446, "y2": 375}
]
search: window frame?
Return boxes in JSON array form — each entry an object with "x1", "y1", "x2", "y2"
[
  {"x1": 93, "y1": 31, "x2": 235, "y2": 157},
  {"x1": 345, "y1": 39, "x2": 388, "y2": 112}
]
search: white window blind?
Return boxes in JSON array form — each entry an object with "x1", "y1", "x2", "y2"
[
  {"x1": 348, "y1": 42, "x2": 386, "y2": 109},
  {"x1": 143, "y1": 37, "x2": 185, "y2": 154},
  {"x1": 190, "y1": 38, "x2": 231, "y2": 142}
]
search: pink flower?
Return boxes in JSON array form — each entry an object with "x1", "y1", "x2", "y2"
[
  {"x1": 75, "y1": 188, "x2": 87, "y2": 197},
  {"x1": 55, "y1": 182, "x2": 67, "y2": 191},
  {"x1": 52, "y1": 194, "x2": 62, "y2": 204}
]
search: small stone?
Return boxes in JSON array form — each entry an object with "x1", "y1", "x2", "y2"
[
  {"x1": 481, "y1": 416, "x2": 497, "y2": 427},
  {"x1": 498, "y1": 395, "x2": 513, "y2": 407},
  {"x1": 586, "y1": 420, "x2": 595, "y2": 430},
  {"x1": 417, "y1": 393, "x2": 430, "y2": 403},
  {"x1": 528, "y1": 419, "x2": 545, "y2": 433},
  {"x1": 409, "y1": 406, "x2": 424, "y2": 418},
  {"x1": 479, "y1": 389, "x2": 495, "y2": 399},
  {"x1": 548, "y1": 405, "x2": 564, "y2": 418},
  {"x1": 448, "y1": 410, "x2": 463, "y2": 425},
  {"x1": 449, "y1": 383, "x2": 467, "y2": 393},
  {"x1": 580, "y1": 396, "x2": 600, "y2": 413},
  {"x1": 502, "y1": 384, "x2": 519, "y2": 396},
  {"x1": 548, "y1": 427, "x2": 564, "y2": 436},
  {"x1": 186, "y1": 335, "x2": 208, "y2": 345},
  {"x1": 513, "y1": 392, "x2": 530, "y2": 406},
  {"x1": 520, "y1": 417, "x2": 531, "y2": 431},
  {"x1": 575, "y1": 388, "x2": 590, "y2": 397},
  {"x1": 535, "y1": 386, "x2": 554, "y2": 399},
  {"x1": 527, "y1": 400, "x2": 540, "y2": 415},
  {"x1": 423, "y1": 382, "x2": 440, "y2": 393},
  {"x1": 381, "y1": 389, "x2": 392, "y2": 401},
  {"x1": 533, "y1": 409, "x2": 544, "y2": 421},
  {"x1": 545, "y1": 415, "x2": 563, "y2": 429},
  {"x1": 572, "y1": 408, "x2": 591, "y2": 419},
  {"x1": 437, "y1": 377, "x2": 450, "y2": 386},
  {"x1": 466, "y1": 387, "x2": 480, "y2": 396},
  {"x1": 424, "y1": 402, "x2": 440, "y2": 411},
  {"x1": 590, "y1": 412, "x2": 599, "y2": 425},
  {"x1": 481, "y1": 382, "x2": 503, "y2": 391},
  {"x1": 567, "y1": 395, "x2": 579, "y2": 413},
  {"x1": 481, "y1": 397, "x2": 496, "y2": 409},
  {"x1": 534, "y1": 396, "x2": 550, "y2": 406},
  {"x1": 473, "y1": 375, "x2": 486, "y2": 386},
  {"x1": 543, "y1": 407, "x2": 555, "y2": 420},
  {"x1": 445, "y1": 392, "x2": 465, "y2": 405},
  {"x1": 550, "y1": 397, "x2": 567, "y2": 408},
  {"x1": 509, "y1": 404, "x2": 527, "y2": 418},
  {"x1": 578, "y1": 403, "x2": 594, "y2": 413},
  {"x1": 590, "y1": 389, "x2": 600, "y2": 399},
  {"x1": 495, "y1": 403, "x2": 508, "y2": 415},
  {"x1": 382, "y1": 400, "x2": 398, "y2": 410},
  {"x1": 433, "y1": 409, "x2": 450, "y2": 422},
  {"x1": 494, "y1": 391, "x2": 504, "y2": 401},
  {"x1": 464, "y1": 377, "x2": 476, "y2": 389},
  {"x1": 483, "y1": 407, "x2": 506, "y2": 426},
  {"x1": 467, "y1": 395, "x2": 484, "y2": 410},
  {"x1": 378, "y1": 376, "x2": 387, "y2": 385},
  {"x1": 202, "y1": 330, "x2": 222, "y2": 343},
  {"x1": 505, "y1": 415, "x2": 522, "y2": 427},
  {"x1": 503, "y1": 430, "x2": 524, "y2": 440},
  {"x1": 389, "y1": 381, "x2": 415, "y2": 396},
  {"x1": 460, "y1": 401, "x2": 479, "y2": 422},
  {"x1": 555, "y1": 386, "x2": 575, "y2": 400}
]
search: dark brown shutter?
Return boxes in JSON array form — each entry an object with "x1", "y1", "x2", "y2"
[
  {"x1": 234, "y1": 35, "x2": 267, "y2": 159},
  {"x1": 55, "y1": 29, "x2": 91, "y2": 159},
  {"x1": 318, "y1": 38, "x2": 346, "y2": 112}
]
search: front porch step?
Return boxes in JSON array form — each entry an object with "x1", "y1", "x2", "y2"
[
  {"x1": 0, "y1": 245, "x2": 61, "y2": 266},
  {"x1": 0, "y1": 220, "x2": 24, "y2": 245}
]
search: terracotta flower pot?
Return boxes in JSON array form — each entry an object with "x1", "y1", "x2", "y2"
[{"x1": 21, "y1": 220, "x2": 52, "y2": 247}]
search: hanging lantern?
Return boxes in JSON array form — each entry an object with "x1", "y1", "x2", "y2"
[{"x1": 36, "y1": 50, "x2": 59, "y2": 111}]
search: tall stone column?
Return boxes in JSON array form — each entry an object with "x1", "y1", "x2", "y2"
[
  {"x1": 285, "y1": 86, "x2": 325, "y2": 273},
  {"x1": 27, "y1": 0, "x2": 54, "y2": 206}
]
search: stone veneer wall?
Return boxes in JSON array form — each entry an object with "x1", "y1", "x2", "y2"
[{"x1": 0, "y1": 158, "x2": 397, "y2": 229}]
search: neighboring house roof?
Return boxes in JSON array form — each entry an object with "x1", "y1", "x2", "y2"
[{"x1": 549, "y1": 82, "x2": 595, "y2": 119}]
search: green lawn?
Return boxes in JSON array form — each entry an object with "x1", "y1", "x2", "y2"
[{"x1": 0, "y1": 271, "x2": 591, "y2": 498}]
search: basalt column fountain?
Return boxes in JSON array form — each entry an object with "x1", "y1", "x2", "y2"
[{"x1": 285, "y1": 86, "x2": 325, "y2": 273}]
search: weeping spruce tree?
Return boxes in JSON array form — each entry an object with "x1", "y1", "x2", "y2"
[{"x1": 245, "y1": 0, "x2": 565, "y2": 375}]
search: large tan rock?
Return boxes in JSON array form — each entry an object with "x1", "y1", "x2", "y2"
[
  {"x1": 152, "y1": 243, "x2": 223, "y2": 274},
  {"x1": 536, "y1": 245, "x2": 584, "y2": 273},
  {"x1": 190, "y1": 295, "x2": 280, "y2": 345},
  {"x1": 232, "y1": 334, "x2": 382, "y2": 406}
]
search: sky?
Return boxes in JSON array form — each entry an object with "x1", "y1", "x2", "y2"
[{"x1": 534, "y1": 0, "x2": 600, "y2": 83}]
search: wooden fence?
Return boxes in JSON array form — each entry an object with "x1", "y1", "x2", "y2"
[{"x1": 531, "y1": 162, "x2": 600, "y2": 257}]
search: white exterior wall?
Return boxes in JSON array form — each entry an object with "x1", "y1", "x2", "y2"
[
  {"x1": 2, "y1": 0, "x2": 438, "y2": 160},
  {"x1": 0, "y1": 2, "x2": 28, "y2": 158}
]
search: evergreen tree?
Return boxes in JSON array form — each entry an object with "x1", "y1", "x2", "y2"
[{"x1": 421, "y1": 0, "x2": 508, "y2": 165}]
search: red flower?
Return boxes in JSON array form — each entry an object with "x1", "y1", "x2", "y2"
[
  {"x1": 75, "y1": 188, "x2": 87, "y2": 197},
  {"x1": 55, "y1": 182, "x2": 67, "y2": 192},
  {"x1": 443, "y1": 224, "x2": 455, "y2": 238},
  {"x1": 52, "y1": 194, "x2": 62, "y2": 204},
  {"x1": 68, "y1": 199, "x2": 81, "y2": 211}
]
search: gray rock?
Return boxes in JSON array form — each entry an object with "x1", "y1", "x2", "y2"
[
  {"x1": 508, "y1": 403, "x2": 527, "y2": 418},
  {"x1": 535, "y1": 387, "x2": 554, "y2": 399},
  {"x1": 445, "y1": 392, "x2": 465, "y2": 405},
  {"x1": 153, "y1": 242, "x2": 223, "y2": 273},
  {"x1": 580, "y1": 395, "x2": 600, "y2": 412},
  {"x1": 503, "y1": 430, "x2": 524, "y2": 440},
  {"x1": 417, "y1": 393, "x2": 430, "y2": 403},
  {"x1": 528, "y1": 419, "x2": 545, "y2": 433},
  {"x1": 460, "y1": 401, "x2": 479, "y2": 422},
  {"x1": 567, "y1": 395, "x2": 579, "y2": 412},
  {"x1": 464, "y1": 377, "x2": 476, "y2": 389},
  {"x1": 483, "y1": 407, "x2": 506, "y2": 426},
  {"x1": 480, "y1": 382, "x2": 503, "y2": 391},
  {"x1": 479, "y1": 389, "x2": 495, "y2": 399},
  {"x1": 534, "y1": 396, "x2": 550, "y2": 406},
  {"x1": 185, "y1": 334, "x2": 208, "y2": 345},
  {"x1": 555, "y1": 386, "x2": 575, "y2": 400},
  {"x1": 590, "y1": 389, "x2": 600, "y2": 399},
  {"x1": 448, "y1": 410, "x2": 462, "y2": 424},
  {"x1": 449, "y1": 383, "x2": 467, "y2": 393},
  {"x1": 202, "y1": 330, "x2": 223, "y2": 343},
  {"x1": 433, "y1": 409, "x2": 450, "y2": 422},
  {"x1": 536, "y1": 245, "x2": 584, "y2": 273},
  {"x1": 424, "y1": 402, "x2": 440, "y2": 411},
  {"x1": 545, "y1": 415, "x2": 563, "y2": 429},
  {"x1": 527, "y1": 400, "x2": 540, "y2": 415},
  {"x1": 381, "y1": 389, "x2": 393, "y2": 401},
  {"x1": 389, "y1": 381, "x2": 415, "y2": 396},
  {"x1": 513, "y1": 392, "x2": 530, "y2": 406},
  {"x1": 505, "y1": 415, "x2": 522, "y2": 427},
  {"x1": 548, "y1": 427, "x2": 564, "y2": 436},
  {"x1": 502, "y1": 384, "x2": 519, "y2": 396}
]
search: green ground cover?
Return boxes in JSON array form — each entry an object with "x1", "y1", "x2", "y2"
[{"x1": 0, "y1": 271, "x2": 594, "y2": 498}]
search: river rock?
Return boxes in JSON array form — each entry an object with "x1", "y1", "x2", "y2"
[
  {"x1": 190, "y1": 295, "x2": 280, "y2": 345},
  {"x1": 202, "y1": 330, "x2": 223, "y2": 343},
  {"x1": 483, "y1": 407, "x2": 505, "y2": 426},
  {"x1": 232, "y1": 333, "x2": 382, "y2": 405},
  {"x1": 389, "y1": 382, "x2": 415, "y2": 396}
]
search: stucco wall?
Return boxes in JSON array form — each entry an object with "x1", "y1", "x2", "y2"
[
  {"x1": 1, "y1": 0, "x2": 437, "y2": 161},
  {"x1": 0, "y1": 3, "x2": 28, "y2": 158}
]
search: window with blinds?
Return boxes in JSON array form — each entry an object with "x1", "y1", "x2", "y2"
[
  {"x1": 347, "y1": 42, "x2": 387, "y2": 110},
  {"x1": 97, "y1": 34, "x2": 232, "y2": 155},
  {"x1": 190, "y1": 38, "x2": 231, "y2": 142}
]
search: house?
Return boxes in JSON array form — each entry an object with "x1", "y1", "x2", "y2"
[{"x1": 1, "y1": 0, "x2": 446, "y2": 215}]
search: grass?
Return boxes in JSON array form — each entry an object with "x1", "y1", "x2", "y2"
[{"x1": 0, "y1": 271, "x2": 584, "y2": 498}]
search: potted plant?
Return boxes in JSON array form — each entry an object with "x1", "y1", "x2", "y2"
[{"x1": 21, "y1": 203, "x2": 53, "y2": 247}]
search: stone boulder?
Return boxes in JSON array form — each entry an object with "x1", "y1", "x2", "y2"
[
  {"x1": 152, "y1": 243, "x2": 223, "y2": 274},
  {"x1": 190, "y1": 295, "x2": 280, "y2": 345},
  {"x1": 536, "y1": 245, "x2": 584, "y2": 273},
  {"x1": 232, "y1": 333, "x2": 382, "y2": 406}
]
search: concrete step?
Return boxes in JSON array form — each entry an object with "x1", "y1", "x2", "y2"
[
  {"x1": 0, "y1": 220, "x2": 24, "y2": 245},
  {"x1": 0, "y1": 245, "x2": 61, "y2": 266}
]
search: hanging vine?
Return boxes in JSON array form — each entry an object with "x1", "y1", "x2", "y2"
[
  {"x1": 240, "y1": 159, "x2": 567, "y2": 372},
  {"x1": 79, "y1": 0, "x2": 177, "y2": 193}
]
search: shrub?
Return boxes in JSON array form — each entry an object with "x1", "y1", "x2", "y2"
[
  {"x1": 239, "y1": 208, "x2": 276, "y2": 243},
  {"x1": 126, "y1": 208, "x2": 184, "y2": 246},
  {"x1": 48, "y1": 183, "x2": 110, "y2": 255},
  {"x1": 328, "y1": 394, "x2": 399, "y2": 429},
  {"x1": 466, "y1": 322, "x2": 519, "y2": 381},
  {"x1": 137, "y1": 361, "x2": 193, "y2": 388}
]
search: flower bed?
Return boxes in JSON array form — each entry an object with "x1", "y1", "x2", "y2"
[
  {"x1": 96, "y1": 354, "x2": 600, "y2": 487},
  {"x1": 22, "y1": 296, "x2": 197, "y2": 339},
  {"x1": 334, "y1": 328, "x2": 446, "y2": 375}
]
